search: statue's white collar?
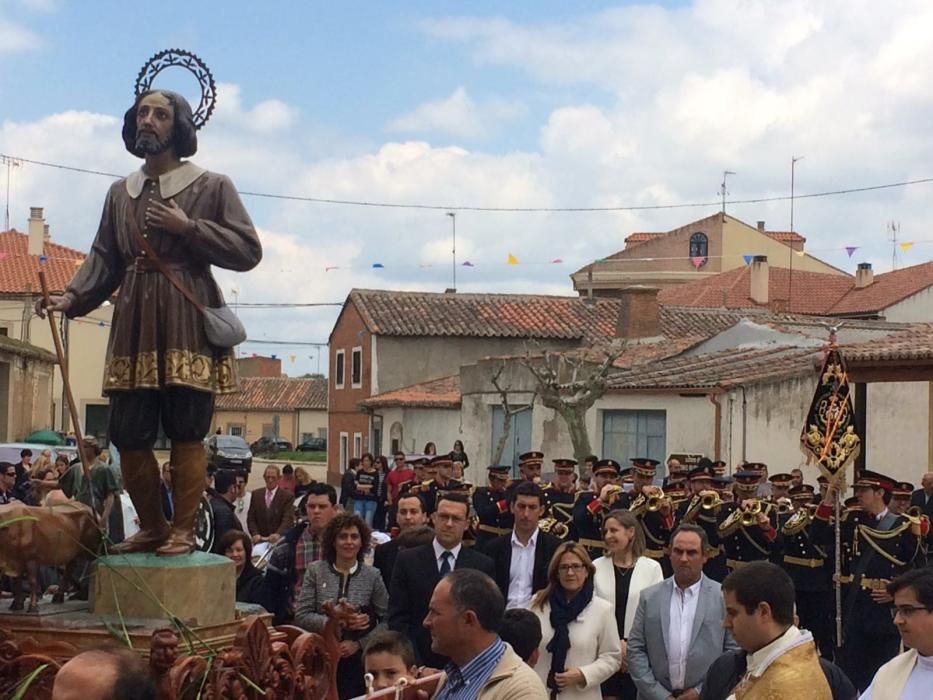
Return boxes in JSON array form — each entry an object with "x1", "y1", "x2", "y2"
[{"x1": 125, "y1": 161, "x2": 206, "y2": 199}]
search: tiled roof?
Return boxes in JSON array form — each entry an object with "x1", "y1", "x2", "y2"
[
  {"x1": 346, "y1": 289, "x2": 621, "y2": 342},
  {"x1": 214, "y1": 377, "x2": 328, "y2": 411},
  {"x1": 0, "y1": 230, "x2": 86, "y2": 295},
  {"x1": 606, "y1": 345, "x2": 818, "y2": 392},
  {"x1": 360, "y1": 375, "x2": 461, "y2": 409},
  {"x1": 624, "y1": 232, "x2": 664, "y2": 244},
  {"x1": 623, "y1": 228, "x2": 805, "y2": 249},
  {"x1": 763, "y1": 231, "x2": 806, "y2": 243},
  {"x1": 828, "y1": 262, "x2": 933, "y2": 315},
  {"x1": 843, "y1": 323, "x2": 933, "y2": 363},
  {"x1": 658, "y1": 261, "x2": 933, "y2": 316}
]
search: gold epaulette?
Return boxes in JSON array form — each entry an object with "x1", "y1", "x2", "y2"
[{"x1": 782, "y1": 508, "x2": 813, "y2": 536}]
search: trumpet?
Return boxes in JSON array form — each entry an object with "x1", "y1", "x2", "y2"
[
  {"x1": 775, "y1": 497, "x2": 795, "y2": 517},
  {"x1": 646, "y1": 489, "x2": 666, "y2": 512},
  {"x1": 701, "y1": 490, "x2": 723, "y2": 511},
  {"x1": 740, "y1": 499, "x2": 773, "y2": 526}
]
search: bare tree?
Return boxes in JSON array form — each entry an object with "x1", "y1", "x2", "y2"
[
  {"x1": 520, "y1": 344, "x2": 625, "y2": 465},
  {"x1": 489, "y1": 361, "x2": 537, "y2": 465}
]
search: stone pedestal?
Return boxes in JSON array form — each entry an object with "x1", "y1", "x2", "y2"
[{"x1": 91, "y1": 551, "x2": 235, "y2": 627}]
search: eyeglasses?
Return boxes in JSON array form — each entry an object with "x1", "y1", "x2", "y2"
[
  {"x1": 434, "y1": 514, "x2": 466, "y2": 524},
  {"x1": 558, "y1": 564, "x2": 586, "y2": 573},
  {"x1": 891, "y1": 605, "x2": 933, "y2": 619}
]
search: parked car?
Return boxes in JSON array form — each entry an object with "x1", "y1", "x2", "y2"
[
  {"x1": 297, "y1": 437, "x2": 326, "y2": 452},
  {"x1": 249, "y1": 437, "x2": 292, "y2": 454},
  {"x1": 206, "y1": 435, "x2": 253, "y2": 473}
]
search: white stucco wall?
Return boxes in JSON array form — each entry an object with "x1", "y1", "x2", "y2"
[
  {"x1": 882, "y1": 287, "x2": 933, "y2": 323},
  {"x1": 377, "y1": 405, "x2": 462, "y2": 461}
]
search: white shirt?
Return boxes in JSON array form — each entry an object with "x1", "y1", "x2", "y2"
[
  {"x1": 235, "y1": 491, "x2": 252, "y2": 533},
  {"x1": 507, "y1": 528, "x2": 539, "y2": 609},
  {"x1": 668, "y1": 578, "x2": 702, "y2": 690},
  {"x1": 860, "y1": 653, "x2": 933, "y2": 700},
  {"x1": 432, "y1": 538, "x2": 462, "y2": 573}
]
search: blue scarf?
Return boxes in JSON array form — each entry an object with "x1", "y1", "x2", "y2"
[{"x1": 546, "y1": 579, "x2": 594, "y2": 695}]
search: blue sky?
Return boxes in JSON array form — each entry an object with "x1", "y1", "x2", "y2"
[{"x1": 2, "y1": 1, "x2": 933, "y2": 374}]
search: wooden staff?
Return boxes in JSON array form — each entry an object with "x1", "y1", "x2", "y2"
[{"x1": 38, "y1": 268, "x2": 93, "y2": 484}]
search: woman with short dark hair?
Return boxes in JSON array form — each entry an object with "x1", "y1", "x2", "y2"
[
  {"x1": 295, "y1": 512, "x2": 388, "y2": 699},
  {"x1": 217, "y1": 529, "x2": 264, "y2": 606}
]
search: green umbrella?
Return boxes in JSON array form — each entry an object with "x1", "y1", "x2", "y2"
[{"x1": 25, "y1": 430, "x2": 65, "y2": 446}]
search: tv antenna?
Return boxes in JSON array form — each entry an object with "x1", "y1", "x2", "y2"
[
  {"x1": 1, "y1": 155, "x2": 21, "y2": 230},
  {"x1": 888, "y1": 221, "x2": 900, "y2": 270},
  {"x1": 720, "y1": 170, "x2": 735, "y2": 215}
]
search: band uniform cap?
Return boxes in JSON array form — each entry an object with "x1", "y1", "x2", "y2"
[
  {"x1": 594, "y1": 459, "x2": 621, "y2": 476},
  {"x1": 844, "y1": 496, "x2": 861, "y2": 509},
  {"x1": 519, "y1": 451, "x2": 544, "y2": 465},
  {"x1": 631, "y1": 457, "x2": 659, "y2": 478},
  {"x1": 712, "y1": 475, "x2": 734, "y2": 488},
  {"x1": 769, "y1": 473, "x2": 794, "y2": 486},
  {"x1": 734, "y1": 470, "x2": 761, "y2": 484},
  {"x1": 430, "y1": 455, "x2": 453, "y2": 468},
  {"x1": 744, "y1": 462, "x2": 768, "y2": 472},
  {"x1": 852, "y1": 470, "x2": 896, "y2": 492},
  {"x1": 663, "y1": 476, "x2": 687, "y2": 488},
  {"x1": 666, "y1": 484, "x2": 688, "y2": 499},
  {"x1": 552, "y1": 458, "x2": 578, "y2": 472},
  {"x1": 687, "y1": 465, "x2": 715, "y2": 482},
  {"x1": 487, "y1": 465, "x2": 511, "y2": 479},
  {"x1": 892, "y1": 481, "x2": 914, "y2": 498},
  {"x1": 789, "y1": 484, "x2": 815, "y2": 500}
]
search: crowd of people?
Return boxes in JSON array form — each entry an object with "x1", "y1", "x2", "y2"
[{"x1": 7, "y1": 439, "x2": 933, "y2": 699}]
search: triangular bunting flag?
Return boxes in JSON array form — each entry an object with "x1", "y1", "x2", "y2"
[
  {"x1": 845, "y1": 246, "x2": 857, "y2": 257},
  {"x1": 743, "y1": 255, "x2": 753, "y2": 265},
  {"x1": 325, "y1": 266, "x2": 339, "y2": 272},
  {"x1": 551, "y1": 258, "x2": 563, "y2": 264},
  {"x1": 900, "y1": 242, "x2": 914, "y2": 253},
  {"x1": 462, "y1": 261, "x2": 474, "y2": 267},
  {"x1": 38, "y1": 255, "x2": 47, "y2": 263},
  {"x1": 690, "y1": 256, "x2": 705, "y2": 269},
  {"x1": 507, "y1": 253, "x2": 519, "y2": 265},
  {"x1": 372, "y1": 263, "x2": 384, "y2": 269}
]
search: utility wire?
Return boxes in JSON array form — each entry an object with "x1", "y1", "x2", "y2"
[{"x1": 4, "y1": 152, "x2": 933, "y2": 213}]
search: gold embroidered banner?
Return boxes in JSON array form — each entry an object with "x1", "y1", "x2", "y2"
[{"x1": 800, "y1": 346, "x2": 861, "y2": 481}]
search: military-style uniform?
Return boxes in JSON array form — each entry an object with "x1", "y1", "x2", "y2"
[
  {"x1": 472, "y1": 465, "x2": 514, "y2": 550},
  {"x1": 810, "y1": 470, "x2": 927, "y2": 690},
  {"x1": 718, "y1": 470, "x2": 779, "y2": 574},
  {"x1": 572, "y1": 459, "x2": 621, "y2": 559},
  {"x1": 626, "y1": 458, "x2": 674, "y2": 576},
  {"x1": 544, "y1": 458, "x2": 578, "y2": 531},
  {"x1": 781, "y1": 488, "x2": 833, "y2": 659}
]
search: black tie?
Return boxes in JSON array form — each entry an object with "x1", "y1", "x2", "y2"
[{"x1": 439, "y1": 550, "x2": 453, "y2": 576}]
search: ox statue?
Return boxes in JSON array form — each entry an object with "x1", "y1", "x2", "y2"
[{"x1": 0, "y1": 501, "x2": 101, "y2": 613}]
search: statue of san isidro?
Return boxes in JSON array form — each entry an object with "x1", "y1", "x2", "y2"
[{"x1": 38, "y1": 79, "x2": 261, "y2": 556}]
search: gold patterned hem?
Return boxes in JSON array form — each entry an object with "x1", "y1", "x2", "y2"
[{"x1": 104, "y1": 349, "x2": 237, "y2": 394}]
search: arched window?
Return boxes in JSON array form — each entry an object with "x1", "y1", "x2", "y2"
[
  {"x1": 689, "y1": 232, "x2": 708, "y2": 259},
  {"x1": 389, "y1": 422, "x2": 404, "y2": 455}
]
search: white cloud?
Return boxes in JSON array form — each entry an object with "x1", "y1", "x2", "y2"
[
  {"x1": 0, "y1": 17, "x2": 42, "y2": 53},
  {"x1": 8, "y1": 3, "x2": 933, "y2": 374},
  {"x1": 387, "y1": 87, "x2": 524, "y2": 139}
]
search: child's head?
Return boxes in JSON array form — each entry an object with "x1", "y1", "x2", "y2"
[
  {"x1": 500, "y1": 608, "x2": 542, "y2": 668},
  {"x1": 363, "y1": 631, "x2": 418, "y2": 692}
]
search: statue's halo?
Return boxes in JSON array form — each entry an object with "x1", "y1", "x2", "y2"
[{"x1": 135, "y1": 48, "x2": 217, "y2": 130}]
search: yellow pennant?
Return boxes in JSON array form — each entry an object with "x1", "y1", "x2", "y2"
[
  {"x1": 900, "y1": 242, "x2": 914, "y2": 253},
  {"x1": 507, "y1": 253, "x2": 519, "y2": 265}
]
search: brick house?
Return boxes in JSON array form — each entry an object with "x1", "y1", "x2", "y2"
[
  {"x1": 326, "y1": 288, "x2": 627, "y2": 484},
  {"x1": 571, "y1": 212, "x2": 847, "y2": 296},
  {"x1": 213, "y1": 372, "x2": 328, "y2": 447}
]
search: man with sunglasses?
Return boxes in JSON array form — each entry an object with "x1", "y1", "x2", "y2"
[
  {"x1": 860, "y1": 568, "x2": 933, "y2": 699},
  {"x1": 0, "y1": 462, "x2": 19, "y2": 504}
]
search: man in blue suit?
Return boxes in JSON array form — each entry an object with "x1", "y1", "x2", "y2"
[{"x1": 628, "y1": 524, "x2": 738, "y2": 700}]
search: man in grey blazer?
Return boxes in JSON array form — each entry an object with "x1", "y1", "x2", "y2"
[{"x1": 628, "y1": 524, "x2": 738, "y2": 700}]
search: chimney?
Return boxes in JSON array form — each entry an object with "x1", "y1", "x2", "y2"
[
  {"x1": 855, "y1": 262, "x2": 874, "y2": 288},
  {"x1": 757, "y1": 220, "x2": 766, "y2": 232},
  {"x1": 750, "y1": 255, "x2": 769, "y2": 305},
  {"x1": 615, "y1": 286, "x2": 660, "y2": 339},
  {"x1": 43, "y1": 224, "x2": 50, "y2": 242},
  {"x1": 27, "y1": 207, "x2": 45, "y2": 256}
]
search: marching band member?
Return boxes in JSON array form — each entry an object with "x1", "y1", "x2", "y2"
[
  {"x1": 718, "y1": 469, "x2": 779, "y2": 574},
  {"x1": 811, "y1": 470, "x2": 928, "y2": 691},
  {"x1": 573, "y1": 459, "x2": 622, "y2": 560},
  {"x1": 472, "y1": 465, "x2": 514, "y2": 550}
]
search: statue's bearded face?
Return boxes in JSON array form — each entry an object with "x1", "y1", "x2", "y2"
[{"x1": 135, "y1": 92, "x2": 175, "y2": 155}]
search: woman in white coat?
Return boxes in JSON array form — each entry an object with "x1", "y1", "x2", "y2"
[
  {"x1": 593, "y1": 509, "x2": 664, "y2": 700},
  {"x1": 531, "y1": 541, "x2": 621, "y2": 700}
]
